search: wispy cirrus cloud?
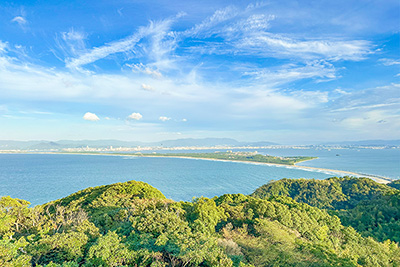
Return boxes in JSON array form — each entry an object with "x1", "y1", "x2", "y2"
[
  {"x1": 379, "y1": 58, "x2": 400, "y2": 66},
  {"x1": 0, "y1": 41, "x2": 8, "y2": 54},
  {"x1": 243, "y1": 61, "x2": 336, "y2": 86},
  {"x1": 11, "y1": 16, "x2": 27, "y2": 28},
  {"x1": 236, "y1": 34, "x2": 371, "y2": 61},
  {"x1": 329, "y1": 83, "x2": 400, "y2": 113},
  {"x1": 65, "y1": 31, "x2": 143, "y2": 70},
  {"x1": 185, "y1": 5, "x2": 239, "y2": 37},
  {"x1": 65, "y1": 16, "x2": 179, "y2": 71},
  {"x1": 184, "y1": 4, "x2": 372, "y2": 62},
  {"x1": 127, "y1": 63, "x2": 162, "y2": 78}
]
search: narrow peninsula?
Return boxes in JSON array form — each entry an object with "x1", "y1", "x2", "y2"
[{"x1": 136, "y1": 151, "x2": 317, "y2": 165}]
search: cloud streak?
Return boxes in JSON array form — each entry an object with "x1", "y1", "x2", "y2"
[
  {"x1": 65, "y1": 17, "x2": 178, "y2": 70},
  {"x1": 236, "y1": 34, "x2": 371, "y2": 60},
  {"x1": 11, "y1": 16, "x2": 27, "y2": 26}
]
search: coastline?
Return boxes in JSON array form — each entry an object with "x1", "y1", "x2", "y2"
[
  {"x1": 0, "y1": 151, "x2": 393, "y2": 184},
  {"x1": 136, "y1": 155, "x2": 393, "y2": 184}
]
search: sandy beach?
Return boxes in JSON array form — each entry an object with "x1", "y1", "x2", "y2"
[{"x1": 136, "y1": 155, "x2": 393, "y2": 184}]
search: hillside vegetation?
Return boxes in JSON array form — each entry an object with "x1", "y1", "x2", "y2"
[
  {"x1": 1, "y1": 177, "x2": 399, "y2": 266},
  {"x1": 252, "y1": 177, "x2": 400, "y2": 242}
]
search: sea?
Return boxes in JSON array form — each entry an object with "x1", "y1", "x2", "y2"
[{"x1": 0, "y1": 147, "x2": 399, "y2": 206}]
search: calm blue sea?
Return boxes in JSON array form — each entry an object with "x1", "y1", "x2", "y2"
[
  {"x1": 0, "y1": 148, "x2": 398, "y2": 206},
  {"x1": 257, "y1": 148, "x2": 400, "y2": 179},
  {"x1": 153, "y1": 147, "x2": 400, "y2": 180}
]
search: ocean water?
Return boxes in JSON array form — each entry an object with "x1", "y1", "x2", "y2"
[
  {"x1": 1, "y1": 153, "x2": 337, "y2": 206},
  {"x1": 0, "y1": 148, "x2": 398, "y2": 206},
  {"x1": 256, "y1": 148, "x2": 400, "y2": 180},
  {"x1": 152, "y1": 147, "x2": 400, "y2": 180}
]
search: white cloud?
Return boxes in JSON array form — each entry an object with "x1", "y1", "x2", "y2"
[
  {"x1": 141, "y1": 83, "x2": 154, "y2": 91},
  {"x1": 291, "y1": 90, "x2": 329, "y2": 104},
  {"x1": 182, "y1": 118, "x2": 187, "y2": 122},
  {"x1": 83, "y1": 112, "x2": 100, "y2": 121},
  {"x1": 379, "y1": 58, "x2": 400, "y2": 66},
  {"x1": 232, "y1": 88, "x2": 309, "y2": 113},
  {"x1": 0, "y1": 41, "x2": 7, "y2": 54},
  {"x1": 159, "y1": 116, "x2": 171, "y2": 121},
  {"x1": 11, "y1": 16, "x2": 27, "y2": 26},
  {"x1": 243, "y1": 61, "x2": 336, "y2": 86},
  {"x1": 65, "y1": 31, "x2": 142, "y2": 70},
  {"x1": 186, "y1": 6, "x2": 239, "y2": 37},
  {"x1": 0, "y1": 50, "x2": 217, "y2": 103},
  {"x1": 339, "y1": 110, "x2": 400, "y2": 130},
  {"x1": 227, "y1": 14, "x2": 275, "y2": 35},
  {"x1": 235, "y1": 34, "x2": 371, "y2": 61},
  {"x1": 333, "y1": 88, "x2": 350, "y2": 95},
  {"x1": 330, "y1": 83, "x2": 400, "y2": 113},
  {"x1": 62, "y1": 29, "x2": 86, "y2": 41},
  {"x1": 65, "y1": 18, "x2": 176, "y2": 70},
  {"x1": 184, "y1": 4, "x2": 372, "y2": 62},
  {"x1": 185, "y1": 2, "x2": 272, "y2": 38},
  {"x1": 332, "y1": 103, "x2": 399, "y2": 112},
  {"x1": 128, "y1": 112, "x2": 143, "y2": 120},
  {"x1": 128, "y1": 63, "x2": 162, "y2": 78},
  {"x1": 61, "y1": 29, "x2": 87, "y2": 55}
]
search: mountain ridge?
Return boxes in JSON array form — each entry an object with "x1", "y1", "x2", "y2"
[{"x1": 0, "y1": 138, "x2": 279, "y2": 150}]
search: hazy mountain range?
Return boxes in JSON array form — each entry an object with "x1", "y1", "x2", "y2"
[
  {"x1": 0, "y1": 138, "x2": 399, "y2": 150},
  {"x1": 0, "y1": 138, "x2": 278, "y2": 150}
]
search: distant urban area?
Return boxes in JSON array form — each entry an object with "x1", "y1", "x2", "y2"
[{"x1": 0, "y1": 138, "x2": 399, "y2": 153}]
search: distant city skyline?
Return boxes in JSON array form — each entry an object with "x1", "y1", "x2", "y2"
[{"x1": 0, "y1": 0, "x2": 399, "y2": 143}]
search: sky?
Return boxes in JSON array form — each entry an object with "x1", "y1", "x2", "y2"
[{"x1": 0, "y1": 0, "x2": 399, "y2": 144}]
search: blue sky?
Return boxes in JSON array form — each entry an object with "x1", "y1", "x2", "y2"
[{"x1": 0, "y1": 0, "x2": 399, "y2": 143}]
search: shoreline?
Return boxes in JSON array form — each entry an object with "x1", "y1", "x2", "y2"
[
  {"x1": 136, "y1": 155, "x2": 393, "y2": 184},
  {"x1": 0, "y1": 151, "x2": 394, "y2": 184}
]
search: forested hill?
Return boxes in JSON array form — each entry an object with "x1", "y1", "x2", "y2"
[
  {"x1": 1, "y1": 178, "x2": 400, "y2": 266},
  {"x1": 251, "y1": 177, "x2": 400, "y2": 242},
  {"x1": 251, "y1": 177, "x2": 397, "y2": 210},
  {"x1": 388, "y1": 179, "x2": 400, "y2": 190}
]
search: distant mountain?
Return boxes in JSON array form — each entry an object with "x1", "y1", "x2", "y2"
[
  {"x1": 0, "y1": 138, "x2": 280, "y2": 150},
  {"x1": 322, "y1": 139, "x2": 400, "y2": 146},
  {"x1": 0, "y1": 140, "x2": 45, "y2": 150},
  {"x1": 56, "y1": 139, "x2": 145, "y2": 148},
  {"x1": 0, "y1": 138, "x2": 277, "y2": 150},
  {"x1": 29, "y1": 142, "x2": 62, "y2": 150}
]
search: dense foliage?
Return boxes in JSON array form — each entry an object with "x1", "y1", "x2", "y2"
[
  {"x1": 388, "y1": 180, "x2": 400, "y2": 190},
  {"x1": 251, "y1": 177, "x2": 396, "y2": 210},
  {"x1": 1, "y1": 178, "x2": 399, "y2": 266},
  {"x1": 251, "y1": 177, "x2": 400, "y2": 242}
]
